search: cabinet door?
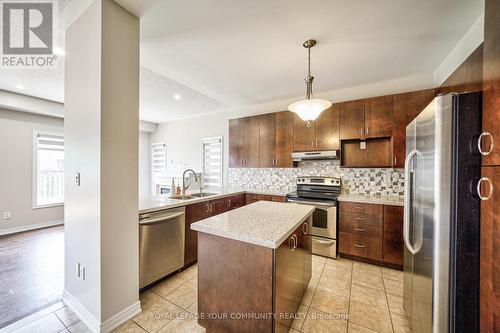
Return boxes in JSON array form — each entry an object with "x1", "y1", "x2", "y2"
[
  {"x1": 185, "y1": 202, "x2": 212, "y2": 265},
  {"x1": 392, "y1": 89, "x2": 435, "y2": 167},
  {"x1": 209, "y1": 198, "x2": 229, "y2": 216},
  {"x1": 275, "y1": 233, "x2": 300, "y2": 333},
  {"x1": 229, "y1": 194, "x2": 246, "y2": 209},
  {"x1": 243, "y1": 117, "x2": 260, "y2": 167},
  {"x1": 293, "y1": 114, "x2": 315, "y2": 152},
  {"x1": 482, "y1": 0, "x2": 500, "y2": 166},
  {"x1": 480, "y1": 166, "x2": 500, "y2": 332},
  {"x1": 364, "y1": 95, "x2": 393, "y2": 138},
  {"x1": 229, "y1": 118, "x2": 244, "y2": 167},
  {"x1": 275, "y1": 111, "x2": 294, "y2": 167},
  {"x1": 315, "y1": 104, "x2": 340, "y2": 150},
  {"x1": 339, "y1": 100, "x2": 364, "y2": 140},
  {"x1": 382, "y1": 205, "x2": 404, "y2": 267},
  {"x1": 259, "y1": 113, "x2": 276, "y2": 167}
]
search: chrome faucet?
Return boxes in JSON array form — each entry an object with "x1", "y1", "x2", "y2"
[{"x1": 182, "y1": 169, "x2": 198, "y2": 196}]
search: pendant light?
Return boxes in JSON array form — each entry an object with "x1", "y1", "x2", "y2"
[{"x1": 288, "y1": 39, "x2": 332, "y2": 125}]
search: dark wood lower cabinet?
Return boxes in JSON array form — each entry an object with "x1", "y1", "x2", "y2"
[
  {"x1": 382, "y1": 206, "x2": 404, "y2": 267},
  {"x1": 184, "y1": 193, "x2": 284, "y2": 267},
  {"x1": 339, "y1": 201, "x2": 403, "y2": 269},
  {"x1": 197, "y1": 216, "x2": 312, "y2": 333}
]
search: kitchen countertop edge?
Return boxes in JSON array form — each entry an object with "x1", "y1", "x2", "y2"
[
  {"x1": 337, "y1": 193, "x2": 404, "y2": 206},
  {"x1": 139, "y1": 188, "x2": 291, "y2": 214},
  {"x1": 191, "y1": 202, "x2": 314, "y2": 249}
]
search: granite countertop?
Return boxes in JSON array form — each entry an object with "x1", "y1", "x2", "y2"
[
  {"x1": 337, "y1": 193, "x2": 404, "y2": 206},
  {"x1": 139, "y1": 187, "x2": 292, "y2": 213},
  {"x1": 190, "y1": 201, "x2": 314, "y2": 249}
]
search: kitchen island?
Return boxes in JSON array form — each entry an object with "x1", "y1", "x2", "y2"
[{"x1": 191, "y1": 201, "x2": 314, "y2": 333}]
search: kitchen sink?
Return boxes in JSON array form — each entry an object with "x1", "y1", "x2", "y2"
[
  {"x1": 191, "y1": 192, "x2": 218, "y2": 198},
  {"x1": 169, "y1": 194, "x2": 194, "y2": 200}
]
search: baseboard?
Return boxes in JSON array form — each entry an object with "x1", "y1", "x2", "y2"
[
  {"x1": 0, "y1": 219, "x2": 64, "y2": 236},
  {"x1": 100, "y1": 301, "x2": 141, "y2": 333},
  {"x1": 63, "y1": 290, "x2": 141, "y2": 333},
  {"x1": 62, "y1": 290, "x2": 100, "y2": 333}
]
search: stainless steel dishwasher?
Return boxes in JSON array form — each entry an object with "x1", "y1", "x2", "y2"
[{"x1": 139, "y1": 207, "x2": 185, "y2": 288}]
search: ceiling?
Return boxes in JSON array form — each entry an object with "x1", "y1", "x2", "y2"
[{"x1": 0, "y1": 0, "x2": 484, "y2": 123}]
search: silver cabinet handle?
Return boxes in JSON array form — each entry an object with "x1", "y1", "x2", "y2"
[
  {"x1": 354, "y1": 227, "x2": 365, "y2": 232},
  {"x1": 354, "y1": 205, "x2": 364, "y2": 210},
  {"x1": 227, "y1": 199, "x2": 231, "y2": 207},
  {"x1": 477, "y1": 177, "x2": 493, "y2": 201},
  {"x1": 354, "y1": 216, "x2": 365, "y2": 221},
  {"x1": 205, "y1": 203, "x2": 210, "y2": 213},
  {"x1": 288, "y1": 236, "x2": 294, "y2": 250},
  {"x1": 302, "y1": 222, "x2": 309, "y2": 235},
  {"x1": 365, "y1": 127, "x2": 369, "y2": 135},
  {"x1": 478, "y1": 131, "x2": 494, "y2": 156},
  {"x1": 360, "y1": 127, "x2": 363, "y2": 136},
  {"x1": 293, "y1": 234, "x2": 298, "y2": 249},
  {"x1": 354, "y1": 243, "x2": 365, "y2": 248},
  {"x1": 394, "y1": 156, "x2": 397, "y2": 166}
]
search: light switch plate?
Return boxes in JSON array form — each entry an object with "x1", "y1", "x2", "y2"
[
  {"x1": 360, "y1": 141, "x2": 366, "y2": 150},
  {"x1": 3, "y1": 211, "x2": 11, "y2": 219}
]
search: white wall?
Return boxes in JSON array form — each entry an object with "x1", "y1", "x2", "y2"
[
  {"x1": 64, "y1": 0, "x2": 140, "y2": 330},
  {"x1": 0, "y1": 108, "x2": 64, "y2": 234},
  {"x1": 151, "y1": 112, "x2": 229, "y2": 184}
]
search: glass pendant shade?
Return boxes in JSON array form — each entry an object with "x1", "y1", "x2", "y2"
[
  {"x1": 288, "y1": 98, "x2": 332, "y2": 121},
  {"x1": 288, "y1": 39, "x2": 331, "y2": 122}
]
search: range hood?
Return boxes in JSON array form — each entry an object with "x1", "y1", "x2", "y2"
[{"x1": 292, "y1": 150, "x2": 339, "y2": 161}]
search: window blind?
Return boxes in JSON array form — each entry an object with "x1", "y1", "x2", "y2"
[
  {"x1": 202, "y1": 137, "x2": 223, "y2": 189},
  {"x1": 152, "y1": 142, "x2": 167, "y2": 183},
  {"x1": 37, "y1": 133, "x2": 64, "y2": 151}
]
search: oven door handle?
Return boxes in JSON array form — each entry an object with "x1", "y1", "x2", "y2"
[
  {"x1": 286, "y1": 199, "x2": 335, "y2": 207},
  {"x1": 312, "y1": 238, "x2": 336, "y2": 245}
]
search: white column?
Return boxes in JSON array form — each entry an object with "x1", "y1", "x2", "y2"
[{"x1": 64, "y1": 0, "x2": 140, "y2": 331}]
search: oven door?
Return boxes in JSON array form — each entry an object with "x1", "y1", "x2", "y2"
[{"x1": 286, "y1": 199, "x2": 337, "y2": 238}]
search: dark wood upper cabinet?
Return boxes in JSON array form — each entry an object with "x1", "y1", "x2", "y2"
[
  {"x1": 275, "y1": 111, "x2": 294, "y2": 167},
  {"x1": 229, "y1": 118, "x2": 244, "y2": 167},
  {"x1": 339, "y1": 100, "x2": 365, "y2": 140},
  {"x1": 293, "y1": 113, "x2": 315, "y2": 152},
  {"x1": 364, "y1": 95, "x2": 393, "y2": 138},
  {"x1": 383, "y1": 205, "x2": 404, "y2": 267},
  {"x1": 243, "y1": 117, "x2": 260, "y2": 167},
  {"x1": 259, "y1": 113, "x2": 276, "y2": 167},
  {"x1": 315, "y1": 104, "x2": 340, "y2": 150},
  {"x1": 341, "y1": 138, "x2": 392, "y2": 168},
  {"x1": 392, "y1": 89, "x2": 435, "y2": 167}
]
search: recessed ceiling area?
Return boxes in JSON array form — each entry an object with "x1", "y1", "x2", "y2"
[{"x1": 0, "y1": 0, "x2": 484, "y2": 123}]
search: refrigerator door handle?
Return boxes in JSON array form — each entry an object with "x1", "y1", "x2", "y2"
[{"x1": 404, "y1": 149, "x2": 419, "y2": 255}]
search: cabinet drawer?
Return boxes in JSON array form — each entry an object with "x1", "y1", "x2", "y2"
[
  {"x1": 339, "y1": 221, "x2": 382, "y2": 238},
  {"x1": 339, "y1": 202, "x2": 383, "y2": 216},
  {"x1": 339, "y1": 232, "x2": 382, "y2": 260},
  {"x1": 339, "y1": 210, "x2": 383, "y2": 227}
]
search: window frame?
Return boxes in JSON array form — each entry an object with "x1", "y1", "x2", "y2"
[
  {"x1": 201, "y1": 136, "x2": 224, "y2": 190},
  {"x1": 32, "y1": 129, "x2": 65, "y2": 209}
]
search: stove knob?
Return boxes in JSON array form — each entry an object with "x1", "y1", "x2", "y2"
[{"x1": 331, "y1": 179, "x2": 334, "y2": 183}]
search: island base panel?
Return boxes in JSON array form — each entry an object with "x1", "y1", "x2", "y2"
[{"x1": 197, "y1": 232, "x2": 274, "y2": 333}]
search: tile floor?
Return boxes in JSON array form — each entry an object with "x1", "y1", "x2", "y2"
[{"x1": 10, "y1": 256, "x2": 410, "y2": 333}]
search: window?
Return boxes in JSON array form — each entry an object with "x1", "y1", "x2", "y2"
[
  {"x1": 151, "y1": 142, "x2": 167, "y2": 194},
  {"x1": 202, "y1": 137, "x2": 223, "y2": 189},
  {"x1": 33, "y1": 131, "x2": 64, "y2": 208}
]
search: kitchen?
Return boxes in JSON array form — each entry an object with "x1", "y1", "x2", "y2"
[{"x1": 0, "y1": 0, "x2": 498, "y2": 333}]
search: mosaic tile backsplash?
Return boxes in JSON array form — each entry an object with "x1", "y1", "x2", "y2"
[{"x1": 227, "y1": 160, "x2": 405, "y2": 197}]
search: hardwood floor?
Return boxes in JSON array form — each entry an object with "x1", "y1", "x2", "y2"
[{"x1": 0, "y1": 225, "x2": 64, "y2": 328}]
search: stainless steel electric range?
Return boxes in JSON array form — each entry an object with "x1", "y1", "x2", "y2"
[{"x1": 286, "y1": 176, "x2": 341, "y2": 258}]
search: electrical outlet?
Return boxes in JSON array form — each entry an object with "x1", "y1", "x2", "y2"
[
  {"x1": 360, "y1": 141, "x2": 366, "y2": 150},
  {"x1": 3, "y1": 212, "x2": 11, "y2": 220}
]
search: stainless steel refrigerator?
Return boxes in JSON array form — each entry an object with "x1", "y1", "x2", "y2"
[{"x1": 403, "y1": 92, "x2": 481, "y2": 333}]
